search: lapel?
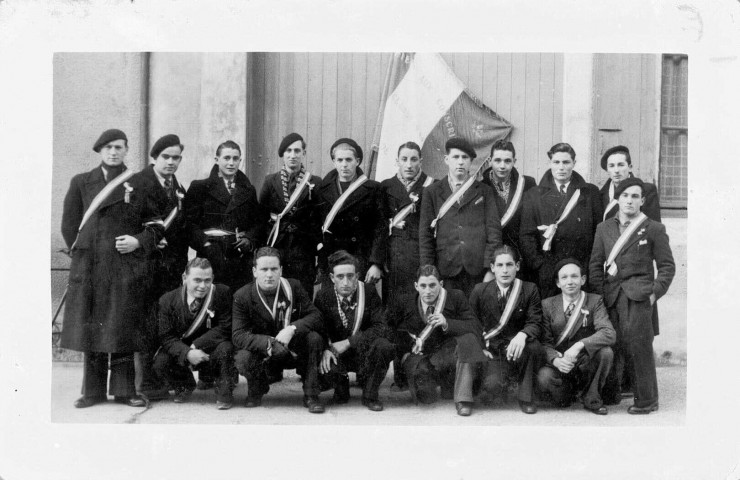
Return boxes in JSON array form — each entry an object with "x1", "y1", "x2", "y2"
[
  {"x1": 457, "y1": 181, "x2": 483, "y2": 209},
  {"x1": 227, "y1": 178, "x2": 251, "y2": 213},
  {"x1": 83, "y1": 167, "x2": 107, "y2": 206},
  {"x1": 250, "y1": 283, "x2": 274, "y2": 323},
  {"x1": 548, "y1": 295, "x2": 568, "y2": 337},
  {"x1": 503, "y1": 168, "x2": 520, "y2": 209},
  {"x1": 619, "y1": 217, "x2": 649, "y2": 253},
  {"x1": 207, "y1": 171, "x2": 233, "y2": 207},
  {"x1": 178, "y1": 287, "x2": 195, "y2": 326}
]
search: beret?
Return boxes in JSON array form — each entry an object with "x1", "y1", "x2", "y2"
[
  {"x1": 278, "y1": 133, "x2": 305, "y2": 158},
  {"x1": 613, "y1": 176, "x2": 645, "y2": 198},
  {"x1": 150, "y1": 134, "x2": 183, "y2": 159},
  {"x1": 445, "y1": 137, "x2": 476, "y2": 159},
  {"x1": 553, "y1": 257, "x2": 585, "y2": 282},
  {"x1": 330, "y1": 138, "x2": 363, "y2": 163},
  {"x1": 600, "y1": 145, "x2": 630, "y2": 170},
  {"x1": 93, "y1": 129, "x2": 128, "y2": 153}
]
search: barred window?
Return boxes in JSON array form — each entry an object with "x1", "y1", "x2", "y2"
[{"x1": 658, "y1": 54, "x2": 688, "y2": 209}]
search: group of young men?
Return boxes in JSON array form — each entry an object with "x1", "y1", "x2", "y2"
[{"x1": 59, "y1": 127, "x2": 675, "y2": 417}]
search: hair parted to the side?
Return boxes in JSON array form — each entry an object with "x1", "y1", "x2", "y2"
[
  {"x1": 184, "y1": 257, "x2": 213, "y2": 275},
  {"x1": 490, "y1": 139, "x2": 516, "y2": 158},
  {"x1": 328, "y1": 250, "x2": 359, "y2": 273},
  {"x1": 416, "y1": 264, "x2": 442, "y2": 281},
  {"x1": 397, "y1": 141, "x2": 422, "y2": 157},
  {"x1": 253, "y1": 246, "x2": 282, "y2": 266},
  {"x1": 491, "y1": 244, "x2": 521, "y2": 264},
  {"x1": 216, "y1": 140, "x2": 241, "y2": 157},
  {"x1": 547, "y1": 142, "x2": 576, "y2": 160},
  {"x1": 330, "y1": 143, "x2": 359, "y2": 160}
]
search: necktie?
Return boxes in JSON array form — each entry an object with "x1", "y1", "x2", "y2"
[
  {"x1": 189, "y1": 298, "x2": 202, "y2": 315},
  {"x1": 425, "y1": 305, "x2": 435, "y2": 322},
  {"x1": 340, "y1": 298, "x2": 353, "y2": 328},
  {"x1": 498, "y1": 288, "x2": 508, "y2": 312},
  {"x1": 559, "y1": 184, "x2": 566, "y2": 196},
  {"x1": 564, "y1": 302, "x2": 575, "y2": 319},
  {"x1": 226, "y1": 180, "x2": 235, "y2": 195},
  {"x1": 164, "y1": 178, "x2": 174, "y2": 202}
]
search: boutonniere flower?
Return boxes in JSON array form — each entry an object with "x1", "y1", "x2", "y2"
[
  {"x1": 581, "y1": 309, "x2": 590, "y2": 328},
  {"x1": 637, "y1": 228, "x2": 646, "y2": 236},
  {"x1": 307, "y1": 182, "x2": 315, "y2": 200},
  {"x1": 176, "y1": 190, "x2": 185, "y2": 209},
  {"x1": 206, "y1": 308, "x2": 215, "y2": 328},
  {"x1": 123, "y1": 182, "x2": 134, "y2": 203},
  {"x1": 277, "y1": 301, "x2": 288, "y2": 312},
  {"x1": 409, "y1": 192, "x2": 420, "y2": 212}
]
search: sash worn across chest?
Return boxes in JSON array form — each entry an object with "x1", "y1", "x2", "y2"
[
  {"x1": 322, "y1": 174, "x2": 369, "y2": 234},
  {"x1": 429, "y1": 176, "x2": 476, "y2": 233},
  {"x1": 388, "y1": 177, "x2": 432, "y2": 235},
  {"x1": 554, "y1": 291, "x2": 587, "y2": 348},
  {"x1": 412, "y1": 288, "x2": 448, "y2": 354},
  {"x1": 482, "y1": 279, "x2": 523, "y2": 347},
  {"x1": 500, "y1": 175, "x2": 525, "y2": 228},
  {"x1": 604, "y1": 212, "x2": 648, "y2": 276},
  {"x1": 537, "y1": 189, "x2": 581, "y2": 251},
  {"x1": 257, "y1": 277, "x2": 294, "y2": 328},
  {"x1": 182, "y1": 284, "x2": 216, "y2": 338},
  {"x1": 603, "y1": 199, "x2": 618, "y2": 220},
  {"x1": 267, "y1": 172, "x2": 313, "y2": 247}
]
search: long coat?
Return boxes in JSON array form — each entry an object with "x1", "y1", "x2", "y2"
[
  {"x1": 519, "y1": 170, "x2": 603, "y2": 298},
  {"x1": 380, "y1": 173, "x2": 434, "y2": 301},
  {"x1": 60, "y1": 165, "x2": 163, "y2": 353},
  {"x1": 158, "y1": 284, "x2": 233, "y2": 366},
  {"x1": 315, "y1": 168, "x2": 387, "y2": 275},
  {"x1": 540, "y1": 292, "x2": 615, "y2": 364},
  {"x1": 600, "y1": 176, "x2": 662, "y2": 222},
  {"x1": 419, "y1": 178, "x2": 502, "y2": 278},
  {"x1": 481, "y1": 167, "x2": 537, "y2": 255}
]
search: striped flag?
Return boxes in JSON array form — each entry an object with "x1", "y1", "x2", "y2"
[{"x1": 367, "y1": 53, "x2": 513, "y2": 181}]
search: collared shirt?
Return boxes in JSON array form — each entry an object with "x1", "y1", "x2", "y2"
[
  {"x1": 554, "y1": 180, "x2": 571, "y2": 193},
  {"x1": 153, "y1": 168, "x2": 173, "y2": 189},
  {"x1": 562, "y1": 294, "x2": 580, "y2": 313},
  {"x1": 613, "y1": 214, "x2": 634, "y2": 234},
  {"x1": 397, "y1": 169, "x2": 422, "y2": 192},
  {"x1": 217, "y1": 171, "x2": 236, "y2": 192},
  {"x1": 447, "y1": 173, "x2": 469, "y2": 194},
  {"x1": 490, "y1": 173, "x2": 512, "y2": 201},
  {"x1": 495, "y1": 282, "x2": 510, "y2": 298}
]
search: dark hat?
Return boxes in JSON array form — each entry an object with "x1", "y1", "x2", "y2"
[
  {"x1": 600, "y1": 145, "x2": 631, "y2": 170},
  {"x1": 150, "y1": 134, "x2": 183, "y2": 159},
  {"x1": 93, "y1": 129, "x2": 128, "y2": 153},
  {"x1": 330, "y1": 138, "x2": 363, "y2": 163},
  {"x1": 278, "y1": 133, "x2": 305, "y2": 158},
  {"x1": 445, "y1": 137, "x2": 476, "y2": 159},
  {"x1": 553, "y1": 257, "x2": 585, "y2": 282},
  {"x1": 613, "y1": 176, "x2": 645, "y2": 198}
]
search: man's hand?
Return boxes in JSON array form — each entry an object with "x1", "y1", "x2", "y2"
[
  {"x1": 332, "y1": 339, "x2": 351, "y2": 355},
  {"x1": 393, "y1": 220, "x2": 406, "y2": 230},
  {"x1": 275, "y1": 326, "x2": 296, "y2": 346},
  {"x1": 364, "y1": 264, "x2": 383, "y2": 283},
  {"x1": 411, "y1": 337, "x2": 424, "y2": 355},
  {"x1": 483, "y1": 349, "x2": 494, "y2": 360},
  {"x1": 186, "y1": 348, "x2": 210, "y2": 366},
  {"x1": 553, "y1": 355, "x2": 574, "y2": 374},
  {"x1": 427, "y1": 313, "x2": 448, "y2": 331},
  {"x1": 157, "y1": 238, "x2": 168, "y2": 250},
  {"x1": 115, "y1": 235, "x2": 141, "y2": 254},
  {"x1": 649, "y1": 293, "x2": 656, "y2": 306},
  {"x1": 483, "y1": 271, "x2": 495, "y2": 283},
  {"x1": 563, "y1": 341, "x2": 584, "y2": 364},
  {"x1": 506, "y1": 332, "x2": 528, "y2": 362},
  {"x1": 320, "y1": 349, "x2": 337, "y2": 375}
]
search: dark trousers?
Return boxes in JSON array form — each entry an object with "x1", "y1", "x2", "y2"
[
  {"x1": 537, "y1": 347, "x2": 614, "y2": 410},
  {"x1": 479, "y1": 339, "x2": 545, "y2": 403},
  {"x1": 322, "y1": 338, "x2": 395, "y2": 401},
  {"x1": 234, "y1": 330, "x2": 323, "y2": 398},
  {"x1": 442, "y1": 270, "x2": 484, "y2": 298},
  {"x1": 135, "y1": 351, "x2": 169, "y2": 399},
  {"x1": 604, "y1": 291, "x2": 658, "y2": 408},
  {"x1": 153, "y1": 341, "x2": 236, "y2": 403},
  {"x1": 81, "y1": 352, "x2": 136, "y2": 398},
  {"x1": 403, "y1": 336, "x2": 477, "y2": 403},
  {"x1": 203, "y1": 239, "x2": 253, "y2": 293}
]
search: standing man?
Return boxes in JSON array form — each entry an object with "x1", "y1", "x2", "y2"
[
  {"x1": 519, "y1": 142, "x2": 603, "y2": 299},
  {"x1": 589, "y1": 178, "x2": 675, "y2": 414},
  {"x1": 153, "y1": 258, "x2": 236, "y2": 410},
  {"x1": 419, "y1": 137, "x2": 502, "y2": 296},
  {"x1": 184, "y1": 140, "x2": 265, "y2": 293},
  {"x1": 315, "y1": 251, "x2": 395, "y2": 411},
  {"x1": 260, "y1": 133, "x2": 322, "y2": 296},
  {"x1": 61, "y1": 129, "x2": 163, "y2": 408},
  {"x1": 316, "y1": 138, "x2": 386, "y2": 288},
  {"x1": 232, "y1": 247, "x2": 326, "y2": 413},
  {"x1": 537, "y1": 259, "x2": 615, "y2": 415},
  {"x1": 599, "y1": 145, "x2": 661, "y2": 222}
]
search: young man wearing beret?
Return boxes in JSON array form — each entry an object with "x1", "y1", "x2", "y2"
[{"x1": 599, "y1": 145, "x2": 661, "y2": 222}]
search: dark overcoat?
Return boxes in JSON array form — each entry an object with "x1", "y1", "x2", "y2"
[
  {"x1": 60, "y1": 165, "x2": 163, "y2": 353},
  {"x1": 600, "y1": 176, "x2": 662, "y2": 222},
  {"x1": 481, "y1": 166, "x2": 537, "y2": 255}
]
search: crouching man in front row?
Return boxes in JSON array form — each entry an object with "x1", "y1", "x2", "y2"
[
  {"x1": 154, "y1": 258, "x2": 237, "y2": 409},
  {"x1": 314, "y1": 250, "x2": 396, "y2": 411},
  {"x1": 388, "y1": 264, "x2": 487, "y2": 417},
  {"x1": 537, "y1": 258, "x2": 615, "y2": 415}
]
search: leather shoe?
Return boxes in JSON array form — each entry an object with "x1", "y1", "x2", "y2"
[
  {"x1": 585, "y1": 405, "x2": 608, "y2": 415},
  {"x1": 244, "y1": 396, "x2": 262, "y2": 408},
  {"x1": 361, "y1": 398, "x2": 384, "y2": 412},
  {"x1": 73, "y1": 396, "x2": 106, "y2": 408},
  {"x1": 172, "y1": 389, "x2": 192, "y2": 404},
  {"x1": 114, "y1": 396, "x2": 147, "y2": 407},
  {"x1": 519, "y1": 401, "x2": 537, "y2": 414},
  {"x1": 628, "y1": 402, "x2": 659, "y2": 415},
  {"x1": 455, "y1": 402, "x2": 472, "y2": 417},
  {"x1": 303, "y1": 396, "x2": 325, "y2": 414},
  {"x1": 216, "y1": 400, "x2": 233, "y2": 410}
]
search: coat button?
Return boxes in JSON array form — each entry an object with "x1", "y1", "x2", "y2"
[
  {"x1": 351, "y1": 237, "x2": 357, "y2": 242},
  {"x1": 354, "y1": 216, "x2": 359, "y2": 221}
]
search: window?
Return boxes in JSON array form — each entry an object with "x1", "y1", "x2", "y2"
[{"x1": 658, "y1": 54, "x2": 688, "y2": 209}]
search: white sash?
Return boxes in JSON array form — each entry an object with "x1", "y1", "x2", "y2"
[
  {"x1": 554, "y1": 291, "x2": 587, "y2": 348},
  {"x1": 603, "y1": 199, "x2": 618, "y2": 221},
  {"x1": 350, "y1": 281, "x2": 367, "y2": 336},
  {"x1": 537, "y1": 189, "x2": 581, "y2": 251},
  {"x1": 483, "y1": 279, "x2": 523, "y2": 346},
  {"x1": 389, "y1": 192, "x2": 421, "y2": 234},
  {"x1": 413, "y1": 288, "x2": 448, "y2": 353},
  {"x1": 321, "y1": 174, "x2": 369, "y2": 234},
  {"x1": 499, "y1": 175, "x2": 525, "y2": 228},
  {"x1": 605, "y1": 212, "x2": 648, "y2": 276},
  {"x1": 182, "y1": 284, "x2": 216, "y2": 338},
  {"x1": 422, "y1": 176, "x2": 434, "y2": 187},
  {"x1": 257, "y1": 277, "x2": 294, "y2": 328},
  {"x1": 267, "y1": 172, "x2": 313, "y2": 247},
  {"x1": 163, "y1": 206, "x2": 179, "y2": 230},
  {"x1": 430, "y1": 176, "x2": 476, "y2": 231},
  {"x1": 203, "y1": 228, "x2": 236, "y2": 237}
]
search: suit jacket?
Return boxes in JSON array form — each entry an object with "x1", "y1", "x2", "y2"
[
  {"x1": 540, "y1": 292, "x2": 615, "y2": 364},
  {"x1": 158, "y1": 284, "x2": 233, "y2": 366},
  {"x1": 315, "y1": 168, "x2": 387, "y2": 272},
  {"x1": 481, "y1": 167, "x2": 537, "y2": 252},
  {"x1": 468, "y1": 280, "x2": 544, "y2": 349},
  {"x1": 232, "y1": 278, "x2": 322, "y2": 355},
  {"x1": 314, "y1": 283, "x2": 388, "y2": 349},
  {"x1": 600, "y1": 175, "x2": 661, "y2": 222},
  {"x1": 419, "y1": 178, "x2": 502, "y2": 277}
]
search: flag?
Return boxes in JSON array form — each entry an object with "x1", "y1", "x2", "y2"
[{"x1": 367, "y1": 53, "x2": 513, "y2": 181}]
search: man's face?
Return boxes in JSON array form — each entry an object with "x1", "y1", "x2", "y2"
[
  {"x1": 282, "y1": 140, "x2": 306, "y2": 172},
  {"x1": 331, "y1": 264, "x2": 358, "y2": 297},
  {"x1": 99, "y1": 139, "x2": 128, "y2": 167},
  {"x1": 415, "y1": 275, "x2": 442, "y2": 305},
  {"x1": 182, "y1": 266, "x2": 214, "y2": 299},
  {"x1": 555, "y1": 264, "x2": 585, "y2": 297},
  {"x1": 215, "y1": 147, "x2": 241, "y2": 178},
  {"x1": 490, "y1": 149, "x2": 516, "y2": 181},
  {"x1": 252, "y1": 255, "x2": 282, "y2": 292},
  {"x1": 152, "y1": 145, "x2": 183, "y2": 178},
  {"x1": 606, "y1": 153, "x2": 632, "y2": 185},
  {"x1": 332, "y1": 148, "x2": 360, "y2": 182},
  {"x1": 490, "y1": 253, "x2": 520, "y2": 287},
  {"x1": 444, "y1": 148, "x2": 472, "y2": 178},
  {"x1": 617, "y1": 185, "x2": 644, "y2": 218},
  {"x1": 549, "y1": 152, "x2": 575, "y2": 183},
  {"x1": 396, "y1": 147, "x2": 422, "y2": 181}
]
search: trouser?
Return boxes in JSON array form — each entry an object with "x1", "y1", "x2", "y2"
[
  {"x1": 81, "y1": 352, "x2": 136, "y2": 398},
  {"x1": 135, "y1": 351, "x2": 169, "y2": 399},
  {"x1": 235, "y1": 330, "x2": 323, "y2": 398},
  {"x1": 403, "y1": 337, "x2": 478, "y2": 404},
  {"x1": 537, "y1": 347, "x2": 614, "y2": 410},
  {"x1": 442, "y1": 270, "x2": 484, "y2": 298},
  {"x1": 604, "y1": 290, "x2": 658, "y2": 408},
  {"x1": 321, "y1": 337, "x2": 395, "y2": 401},
  {"x1": 479, "y1": 339, "x2": 545, "y2": 403},
  {"x1": 153, "y1": 341, "x2": 236, "y2": 403}
]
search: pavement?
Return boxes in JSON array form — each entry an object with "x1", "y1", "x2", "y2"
[{"x1": 52, "y1": 361, "x2": 685, "y2": 426}]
